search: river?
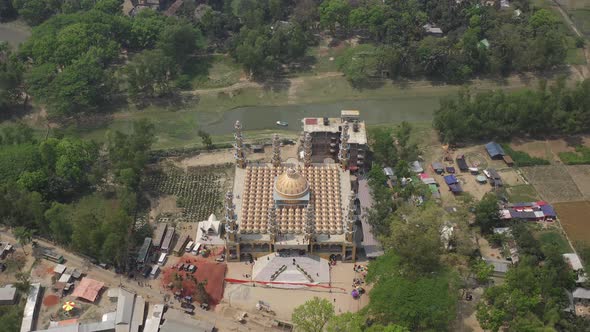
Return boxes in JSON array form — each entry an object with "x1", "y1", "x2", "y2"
[{"x1": 197, "y1": 96, "x2": 440, "y2": 135}]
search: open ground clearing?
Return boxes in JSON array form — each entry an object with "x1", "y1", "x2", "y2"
[{"x1": 510, "y1": 136, "x2": 590, "y2": 164}]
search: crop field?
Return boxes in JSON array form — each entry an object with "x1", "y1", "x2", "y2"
[
  {"x1": 554, "y1": 201, "x2": 590, "y2": 243},
  {"x1": 143, "y1": 165, "x2": 232, "y2": 222},
  {"x1": 566, "y1": 165, "x2": 590, "y2": 199},
  {"x1": 521, "y1": 166, "x2": 584, "y2": 202}
]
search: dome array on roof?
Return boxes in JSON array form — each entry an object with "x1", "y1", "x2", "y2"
[
  {"x1": 274, "y1": 168, "x2": 309, "y2": 199},
  {"x1": 240, "y1": 164, "x2": 344, "y2": 235}
]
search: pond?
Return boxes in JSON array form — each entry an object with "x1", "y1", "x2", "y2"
[{"x1": 197, "y1": 97, "x2": 440, "y2": 135}]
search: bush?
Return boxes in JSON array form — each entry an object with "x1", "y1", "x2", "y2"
[
  {"x1": 559, "y1": 146, "x2": 590, "y2": 165},
  {"x1": 501, "y1": 144, "x2": 550, "y2": 167}
]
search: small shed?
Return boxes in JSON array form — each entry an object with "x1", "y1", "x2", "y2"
[
  {"x1": 573, "y1": 288, "x2": 590, "y2": 303},
  {"x1": 53, "y1": 264, "x2": 67, "y2": 275},
  {"x1": 449, "y1": 183, "x2": 463, "y2": 193},
  {"x1": 503, "y1": 155, "x2": 514, "y2": 166},
  {"x1": 485, "y1": 142, "x2": 505, "y2": 159},
  {"x1": 58, "y1": 273, "x2": 72, "y2": 283},
  {"x1": 444, "y1": 175, "x2": 458, "y2": 185},
  {"x1": 484, "y1": 258, "x2": 511, "y2": 276},
  {"x1": 446, "y1": 166, "x2": 456, "y2": 174},
  {"x1": 410, "y1": 161, "x2": 424, "y2": 174},
  {"x1": 383, "y1": 167, "x2": 395, "y2": 178},
  {"x1": 431, "y1": 162, "x2": 444, "y2": 174},
  {"x1": 251, "y1": 145, "x2": 264, "y2": 153}
]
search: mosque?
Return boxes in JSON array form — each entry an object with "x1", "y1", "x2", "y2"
[{"x1": 224, "y1": 114, "x2": 366, "y2": 262}]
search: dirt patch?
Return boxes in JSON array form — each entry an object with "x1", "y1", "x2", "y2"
[
  {"x1": 177, "y1": 150, "x2": 235, "y2": 169},
  {"x1": 510, "y1": 139, "x2": 551, "y2": 160},
  {"x1": 147, "y1": 195, "x2": 182, "y2": 222},
  {"x1": 554, "y1": 201, "x2": 590, "y2": 243},
  {"x1": 522, "y1": 166, "x2": 583, "y2": 203},
  {"x1": 161, "y1": 255, "x2": 227, "y2": 305},
  {"x1": 566, "y1": 165, "x2": 590, "y2": 199},
  {"x1": 43, "y1": 294, "x2": 59, "y2": 307},
  {"x1": 497, "y1": 169, "x2": 522, "y2": 186}
]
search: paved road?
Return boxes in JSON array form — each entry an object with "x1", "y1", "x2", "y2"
[{"x1": 1, "y1": 231, "x2": 274, "y2": 331}]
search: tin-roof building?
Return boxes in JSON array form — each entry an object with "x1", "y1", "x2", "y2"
[
  {"x1": 485, "y1": 142, "x2": 505, "y2": 159},
  {"x1": 20, "y1": 283, "x2": 42, "y2": 332},
  {"x1": 0, "y1": 284, "x2": 17, "y2": 305}
]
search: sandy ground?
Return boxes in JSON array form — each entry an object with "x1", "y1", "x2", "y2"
[
  {"x1": 222, "y1": 260, "x2": 370, "y2": 322},
  {"x1": 147, "y1": 194, "x2": 182, "y2": 222},
  {"x1": 477, "y1": 237, "x2": 502, "y2": 261},
  {"x1": 177, "y1": 144, "x2": 299, "y2": 170}
]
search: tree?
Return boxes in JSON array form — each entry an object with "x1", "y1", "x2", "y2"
[
  {"x1": 327, "y1": 312, "x2": 364, "y2": 332},
  {"x1": 292, "y1": 297, "x2": 335, "y2": 332},
  {"x1": 197, "y1": 130, "x2": 213, "y2": 150},
  {"x1": 319, "y1": 0, "x2": 351, "y2": 35},
  {"x1": 126, "y1": 49, "x2": 176, "y2": 98},
  {"x1": 366, "y1": 252, "x2": 458, "y2": 331},
  {"x1": 368, "y1": 127, "x2": 397, "y2": 166},
  {"x1": 13, "y1": 226, "x2": 33, "y2": 255},
  {"x1": 385, "y1": 204, "x2": 444, "y2": 275},
  {"x1": 474, "y1": 193, "x2": 500, "y2": 234},
  {"x1": 47, "y1": 50, "x2": 115, "y2": 116},
  {"x1": 45, "y1": 202, "x2": 72, "y2": 245},
  {"x1": 337, "y1": 44, "x2": 379, "y2": 87},
  {"x1": 471, "y1": 259, "x2": 494, "y2": 284},
  {"x1": 157, "y1": 21, "x2": 203, "y2": 65},
  {"x1": 11, "y1": 0, "x2": 61, "y2": 26},
  {"x1": 14, "y1": 272, "x2": 31, "y2": 293}
]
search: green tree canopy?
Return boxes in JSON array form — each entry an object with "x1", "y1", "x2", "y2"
[{"x1": 291, "y1": 297, "x2": 335, "y2": 332}]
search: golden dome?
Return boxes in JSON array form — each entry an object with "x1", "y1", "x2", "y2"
[{"x1": 275, "y1": 168, "x2": 309, "y2": 199}]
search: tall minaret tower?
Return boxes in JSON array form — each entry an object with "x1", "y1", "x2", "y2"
[
  {"x1": 267, "y1": 205, "x2": 277, "y2": 243},
  {"x1": 303, "y1": 132, "x2": 312, "y2": 167},
  {"x1": 271, "y1": 134, "x2": 281, "y2": 167},
  {"x1": 224, "y1": 191, "x2": 238, "y2": 241},
  {"x1": 338, "y1": 121, "x2": 350, "y2": 169},
  {"x1": 304, "y1": 204, "x2": 314, "y2": 244},
  {"x1": 344, "y1": 191, "x2": 356, "y2": 241},
  {"x1": 234, "y1": 121, "x2": 246, "y2": 168}
]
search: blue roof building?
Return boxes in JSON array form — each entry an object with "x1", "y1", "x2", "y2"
[{"x1": 485, "y1": 142, "x2": 505, "y2": 159}]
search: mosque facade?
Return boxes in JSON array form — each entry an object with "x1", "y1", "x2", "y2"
[{"x1": 225, "y1": 118, "x2": 362, "y2": 262}]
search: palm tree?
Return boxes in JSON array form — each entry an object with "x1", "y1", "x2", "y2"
[{"x1": 13, "y1": 227, "x2": 33, "y2": 256}]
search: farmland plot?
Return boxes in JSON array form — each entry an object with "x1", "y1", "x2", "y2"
[
  {"x1": 143, "y1": 165, "x2": 232, "y2": 222},
  {"x1": 521, "y1": 166, "x2": 584, "y2": 202}
]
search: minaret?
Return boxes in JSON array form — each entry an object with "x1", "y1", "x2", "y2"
[
  {"x1": 303, "y1": 132, "x2": 312, "y2": 167},
  {"x1": 338, "y1": 121, "x2": 350, "y2": 169},
  {"x1": 234, "y1": 121, "x2": 246, "y2": 168},
  {"x1": 224, "y1": 191, "x2": 238, "y2": 241},
  {"x1": 344, "y1": 192, "x2": 355, "y2": 241},
  {"x1": 267, "y1": 205, "x2": 277, "y2": 242},
  {"x1": 271, "y1": 134, "x2": 281, "y2": 167},
  {"x1": 304, "y1": 204, "x2": 314, "y2": 243}
]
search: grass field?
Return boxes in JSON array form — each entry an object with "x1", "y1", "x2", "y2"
[
  {"x1": 188, "y1": 55, "x2": 243, "y2": 89},
  {"x1": 570, "y1": 9, "x2": 590, "y2": 39},
  {"x1": 507, "y1": 184, "x2": 540, "y2": 202},
  {"x1": 535, "y1": 229, "x2": 572, "y2": 253}
]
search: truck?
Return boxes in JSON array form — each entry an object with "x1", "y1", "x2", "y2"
[{"x1": 43, "y1": 251, "x2": 65, "y2": 264}]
